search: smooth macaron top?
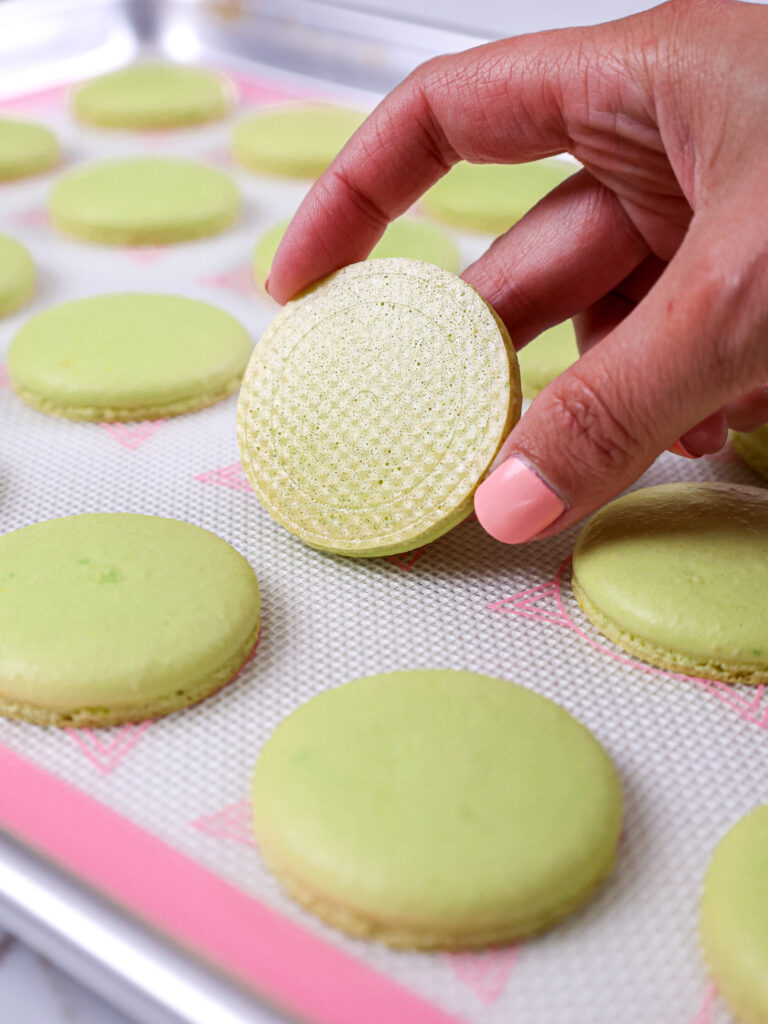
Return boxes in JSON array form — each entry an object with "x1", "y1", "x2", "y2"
[
  {"x1": 252, "y1": 669, "x2": 623, "y2": 947},
  {"x1": 0, "y1": 234, "x2": 35, "y2": 317},
  {"x1": 8, "y1": 293, "x2": 251, "y2": 418},
  {"x1": 0, "y1": 514, "x2": 260, "y2": 714},
  {"x1": 573, "y1": 482, "x2": 768, "y2": 673},
  {"x1": 237, "y1": 257, "x2": 520, "y2": 556},
  {"x1": 518, "y1": 319, "x2": 579, "y2": 398},
  {"x1": 72, "y1": 62, "x2": 232, "y2": 128},
  {"x1": 0, "y1": 117, "x2": 59, "y2": 181}
]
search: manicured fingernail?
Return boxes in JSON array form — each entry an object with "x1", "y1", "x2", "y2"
[
  {"x1": 668, "y1": 439, "x2": 699, "y2": 459},
  {"x1": 474, "y1": 456, "x2": 565, "y2": 544},
  {"x1": 264, "y1": 273, "x2": 272, "y2": 296}
]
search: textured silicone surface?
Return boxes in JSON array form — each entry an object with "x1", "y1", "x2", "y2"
[
  {"x1": 252, "y1": 669, "x2": 623, "y2": 949},
  {"x1": 573, "y1": 483, "x2": 768, "y2": 683},
  {"x1": 49, "y1": 157, "x2": 240, "y2": 244},
  {"x1": 237, "y1": 258, "x2": 520, "y2": 556},
  {"x1": 72, "y1": 63, "x2": 232, "y2": 128}
]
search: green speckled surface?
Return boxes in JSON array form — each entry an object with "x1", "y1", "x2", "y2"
[
  {"x1": 252, "y1": 669, "x2": 623, "y2": 948},
  {"x1": 8, "y1": 293, "x2": 251, "y2": 420},
  {"x1": 701, "y1": 805, "x2": 768, "y2": 1024}
]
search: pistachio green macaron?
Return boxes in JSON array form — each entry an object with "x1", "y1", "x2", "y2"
[
  {"x1": 701, "y1": 805, "x2": 768, "y2": 1024},
  {"x1": 0, "y1": 514, "x2": 260, "y2": 727},
  {"x1": 518, "y1": 320, "x2": 579, "y2": 399},
  {"x1": 232, "y1": 103, "x2": 365, "y2": 178},
  {"x1": 252, "y1": 669, "x2": 623, "y2": 950},
  {"x1": 253, "y1": 215, "x2": 460, "y2": 291},
  {"x1": 72, "y1": 62, "x2": 232, "y2": 129},
  {"x1": 0, "y1": 235, "x2": 35, "y2": 317},
  {"x1": 8, "y1": 293, "x2": 252, "y2": 421},
  {"x1": 572, "y1": 483, "x2": 768, "y2": 684},
  {"x1": 733, "y1": 425, "x2": 768, "y2": 481},
  {"x1": 422, "y1": 158, "x2": 574, "y2": 234},
  {"x1": 48, "y1": 157, "x2": 240, "y2": 245},
  {"x1": 237, "y1": 258, "x2": 520, "y2": 557},
  {"x1": 0, "y1": 117, "x2": 59, "y2": 181}
]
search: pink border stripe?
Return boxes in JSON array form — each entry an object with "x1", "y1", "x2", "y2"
[{"x1": 0, "y1": 744, "x2": 463, "y2": 1024}]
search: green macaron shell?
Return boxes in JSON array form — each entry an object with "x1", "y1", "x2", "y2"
[
  {"x1": 8, "y1": 293, "x2": 252, "y2": 421},
  {"x1": 0, "y1": 235, "x2": 35, "y2": 317},
  {"x1": 237, "y1": 258, "x2": 520, "y2": 557},
  {"x1": 733, "y1": 424, "x2": 768, "y2": 481},
  {"x1": 518, "y1": 320, "x2": 579, "y2": 398},
  {"x1": 253, "y1": 216, "x2": 460, "y2": 290},
  {"x1": 72, "y1": 63, "x2": 232, "y2": 129},
  {"x1": 232, "y1": 103, "x2": 365, "y2": 178},
  {"x1": 0, "y1": 514, "x2": 260, "y2": 726},
  {"x1": 701, "y1": 805, "x2": 768, "y2": 1024},
  {"x1": 422, "y1": 158, "x2": 574, "y2": 234},
  {"x1": 48, "y1": 158, "x2": 240, "y2": 245},
  {"x1": 572, "y1": 483, "x2": 768, "y2": 683},
  {"x1": 252, "y1": 669, "x2": 623, "y2": 949},
  {"x1": 0, "y1": 117, "x2": 59, "y2": 181}
]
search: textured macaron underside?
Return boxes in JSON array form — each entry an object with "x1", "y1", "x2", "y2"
[
  {"x1": 572, "y1": 482, "x2": 768, "y2": 684},
  {"x1": 237, "y1": 258, "x2": 520, "y2": 556},
  {"x1": 252, "y1": 669, "x2": 623, "y2": 949}
]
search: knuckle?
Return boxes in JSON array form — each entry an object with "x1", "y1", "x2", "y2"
[{"x1": 545, "y1": 370, "x2": 641, "y2": 477}]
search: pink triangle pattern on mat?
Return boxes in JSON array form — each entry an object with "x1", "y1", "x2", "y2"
[
  {"x1": 192, "y1": 800, "x2": 256, "y2": 847},
  {"x1": 202, "y1": 145, "x2": 233, "y2": 169},
  {"x1": 686, "y1": 983, "x2": 717, "y2": 1024},
  {"x1": 10, "y1": 206, "x2": 50, "y2": 230},
  {"x1": 100, "y1": 420, "x2": 165, "y2": 451},
  {"x1": 0, "y1": 83, "x2": 68, "y2": 113},
  {"x1": 444, "y1": 946, "x2": 519, "y2": 1004},
  {"x1": 386, "y1": 547, "x2": 426, "y2": 572},
  {"x1": 0, "y1": 365, "x2": 9, "y2": 389},
  {"x1": 198, "y1": 263, "x2": 255, "y2": 296},
  {"x1": 122, "y1": 246, "x2": 168, "y2": 265},
  {"x1": 66, "y1": 723, "x2": 151, "y2": 774},
  {"x1": 229, "y1": 74, "x2": 308, "y2": 107},
  {"x1": 491, "y1": 561, "x2": 768, "y2": 730},
  {"x1": 195, "y1": 462, "x2": 253, "y2": 493}
]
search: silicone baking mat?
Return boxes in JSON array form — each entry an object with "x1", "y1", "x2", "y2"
[{"x1": 0, "y1": 60, "x2": 764, "y2": 1024}]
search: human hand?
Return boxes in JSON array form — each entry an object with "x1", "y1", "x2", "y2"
[{"x1": 268, "y1": 0, "x2": 768, "y2": 543}]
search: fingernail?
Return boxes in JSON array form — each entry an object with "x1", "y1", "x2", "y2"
[
  {"x1": 668, "y1": 439, "x2": 699, "y2": 459},
  {"x1": 474, "y1": 456, "x2": 565, "y2": 544},
  {"x1": 264, "y1": 273, "x2": 272, "y2": 296}
]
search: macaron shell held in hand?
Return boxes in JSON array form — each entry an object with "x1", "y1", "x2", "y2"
[
  {"x1": 518, "y1": 319, "x2": 579, "y2": 399},
  {"x1": 237, "y1": 258, "x2": 520, "y2": 557},
  {"x1": 0, "y1": 117, "x2": 59, "y2": 181},
  {"x1": 232, "y1": 103, "x2": 365, "y2": 178},
  {"x1": 48, "y1": 157, "x2": 240, "y2": 245},
  {"x1": 0, "y1": 514, "x2": 261, "y2": 728},
  {"x1": 422, "y1": 158, "x2": 575, "y2": 234},
  {"x1": 7, "y1": 293, "x2": 252, "y2": 421},
  {"x1": 0, "y1": 235, "x2": 35, "y2": 317},
  {"x1": 572, "y1": 482, "x2": 768, "y2": 684},
  {"x1": 701, "y1": 805, "x2": 768, "y2": 1024},
  {"x1": 252, "y1": 669, "x2": 623, "y2": 950},
  {"x1": 72, "y1": 63, "x2": 232, "y2": 129},
  {"x1": 732, "y1": 424, "x2": 768, "y2": 481},
  {"x1": 253, "y1": 215, "x2": 461, "y2": 291}
]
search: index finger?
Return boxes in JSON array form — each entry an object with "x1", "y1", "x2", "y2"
[{"x1": 267, "y1": 20, "x2": 631, "y2": 303}]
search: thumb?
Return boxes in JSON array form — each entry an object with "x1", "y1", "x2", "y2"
[{"x1": 474, "y1": 207, "x2": 768, "y2": 543}]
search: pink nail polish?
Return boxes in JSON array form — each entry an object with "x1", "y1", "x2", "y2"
[
  {"x1": 668, "y1": 440, "x2": 699, "y2": 459},
  {"x1": 474, "y1": 456, "x2": 565, "y2": 544}
]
